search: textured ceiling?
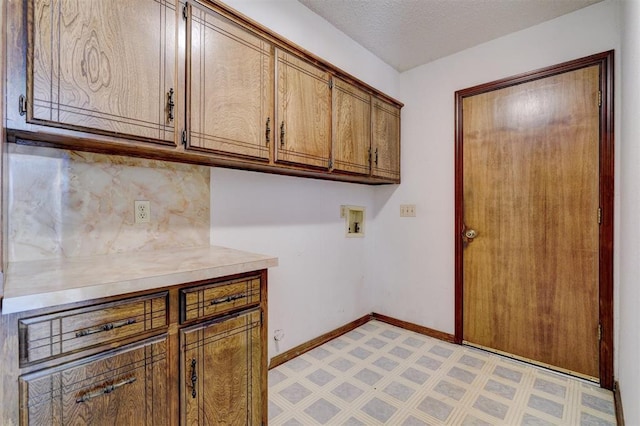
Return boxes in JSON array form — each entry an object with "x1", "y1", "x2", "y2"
[{"x1": 297, "y1": 0, "x2": 603, "y2": 72}]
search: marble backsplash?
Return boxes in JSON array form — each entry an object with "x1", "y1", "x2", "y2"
[{"x1": 7, "y1": 145, "x2": 210, "y2": 262}]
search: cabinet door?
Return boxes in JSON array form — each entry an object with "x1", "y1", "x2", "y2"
[
  {"x1": 28, "y1": 0, "x2": 176, "y2": 144},
  {"x1": 188, "y1": 3, "x2": 273, "y2": 161},
  {"x1": 276, "y1": 50, "x2": 331, "y2": 169},
  {"x1": 371, "y1": 97, "x2": 401, "y2": 181},
  {"x1": 19, "y1": 336, "x2": 168, "y2": 426},
  {"x1": 332, "y1": 78, "x2": 371, "y2": 175},
  {"x1": 181, "y1": 309, "x2": 263, "y2": 425}
]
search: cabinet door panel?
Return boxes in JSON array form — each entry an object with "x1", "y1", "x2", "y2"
[
  {"x1": 276, "y1": 50, "x2": 331, "y2": 169},
  {"x1": 332, "y1": 78, "x2": 371, "y2": 175},
  {"x1": 19, "y1": 336, "x2": 168, "y2": 426},
  {"x1": 372, "y1": 98, "x2": 401, "y2": 181},
  {"x1": 181, "y1": 309, "x2": 262, "y2": 425},
  {"x1": 188, "y1": 4, "x2": 272, "y2": 160},
  {"x1": 29, "y1": 0, "x2": 176, "y2": 143}
]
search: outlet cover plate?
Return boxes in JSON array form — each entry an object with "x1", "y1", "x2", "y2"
[{"x1": 135, "y1": 200, "x2": 150, "y2": 223}]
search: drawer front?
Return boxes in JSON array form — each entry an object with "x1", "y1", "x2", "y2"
[
  {"x1": 19, "y1": 335, "x2": 168, "y2": 426},
  {"x1": 19, "y1": 292, "x2": 168, "y2": 365},
  {"x1": 181, "y1": 276, "x2": 261, "y2": 322}
]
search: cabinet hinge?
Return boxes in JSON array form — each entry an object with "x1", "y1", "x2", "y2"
[
  {"x1": 181, "y1": 130, "x2": 187, "y2": 147},
  {"x1": 260, "y1": 310, "x2": 264, "y2": 325},
  {"x1": 328, "y1": 159, "x2": 333, "y2": 169},
  {"x1": 18, "y1": 95, "x2": 27, "y2": 116},
  {"x1": 598, "y1": 207, "x2": 602, "y2": 224},
  {"x1": 328, "y1": 78, "x2": 333, "y2": 89},
  {"x1": 598, "y1": 90, "x2": 602, "y2": 107},
  {"x1": 182, "y1": 3, "x2": 188, "y2": 20},
  {"x1": 598, "y1": 323, "x2": 602, "y2": 341}
]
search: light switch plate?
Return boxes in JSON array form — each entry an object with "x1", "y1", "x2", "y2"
[{"x1": 400, "y1": 204, "x2": 416, "y2": 217}]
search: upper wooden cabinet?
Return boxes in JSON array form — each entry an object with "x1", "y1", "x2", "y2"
[
  {"x1": 332, "y1": 78, "x2": 372, "y2": 175},
  {"x1": 275, "y1": 50, "x2": 332, "y2": 169},
  {"x1": 27, "y1": 0, "x2": 177, "y2": 145},
  {"x1": 371, "y1": 97, "x2": 401, "y2": 181},
  {"x1": 8, "y1": 0, "x2": 402, "y2": 183},
  {"x1": 187, "y1": 2, "x2": 273, "y2": 161}
]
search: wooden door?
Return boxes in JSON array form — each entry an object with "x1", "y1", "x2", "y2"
[
  {"x1": 28, "y1": 0, "x2": 176, "y2": 144},
  {"x1": 460, "y1": 65, "x2": 601, "y2": 379},
  {"x1": 181, "y1": 309, "x2": 263, "y2": 425},
  {"x1": 332, "y1": 78, "x2": 371, "y2": 175},
  {"x1": 275, "y1": 50, "x2": 331, "y2": 169},
  {"x1": 371, "y1": 97, "x2": 401, "y2": 182},
  {"x1": 19, "y1": 336, "x2": 168, "y2": 425},
  {"x1": 187, "y1": 3, "x2": 273, "y2": 161}
]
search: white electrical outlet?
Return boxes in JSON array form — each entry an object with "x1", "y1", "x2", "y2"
[
  {"x1": 400, "y1": 204, "x2": 417, "y2": 217},
  {"x1": 135, "y1": 200, "x2": 150, "y2": 223}
]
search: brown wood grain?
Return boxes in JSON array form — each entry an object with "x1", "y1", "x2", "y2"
[
  {"x1": 19, "y1": 335, "x2": 169, "y2": 425},
  {"x1": 181, "y1": 309, "x2": 263, "y2": 425},
  {"x1": 180, "y1": 276, "x2": 261, "y2": 323},
  {"x1": 188, "y1": 2, "x2": 273, "y2": 161},
  {"x1": 332, "y1": 77, "x2": 371, "y2": 175},
  {"x1": 29, "y1": 0, "x2": 177, "y2": 144},
  {"x1": 275, "y1": 49, "x2": 332, "y2": 169},
  {"x1": 1, "y1": 269, "x2": 269, "y2": 425},
  {"x1": 7, "y1": 0, "x2": 402, "y2": 186},
  {"x1": 461, "y1": 65, "x2": 600, "y2": 378},
  {"x1": 371, "y1": 97, "x2": 401, "y2": 182},
  {"x1": 19, "y1": 292, "x2": 168, "y2": 365}
]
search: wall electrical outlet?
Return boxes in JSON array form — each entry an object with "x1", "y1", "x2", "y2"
[
  {"x1": 400, "y1": 204, "x2": 416, "y2": 217},
  {"x1": 134, "y1": 200, "x2": 150, "y2": 223}
]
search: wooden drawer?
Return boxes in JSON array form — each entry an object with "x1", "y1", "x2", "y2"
[
  {"x1": 180, "y1": 276, "x2": 261, "y2": 323},
  {"x1": 19, "y1": 335, "x2": 168, "y2": 426},
  {"x1": 18, "y1": 292, "x2": 168, "y2": 366}
]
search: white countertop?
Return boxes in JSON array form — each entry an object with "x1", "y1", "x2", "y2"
[{"x1": 1, "y1": 246, "x2": 278, "y2": 314}]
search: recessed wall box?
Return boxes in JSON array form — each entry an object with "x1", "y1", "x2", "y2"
[{"x1": 342, "y1": 205, "x2": 365, "y2": 238}]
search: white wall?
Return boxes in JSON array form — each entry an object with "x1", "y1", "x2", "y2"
[
  {"x1": 211, "y1": 1, "x2": 630, "y2": 399},
  {"x1": 209, "y1": 0, "x2": 400, "y2": 359},
  {"x1": 371, "y1": 0, "x2": 621, "y2": 337},
  {"x1": 618, "y1": 0, "x2": 640, "y2": 422}
]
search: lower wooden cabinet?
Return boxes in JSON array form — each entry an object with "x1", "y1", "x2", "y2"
[
  {"x1": 19, "y1": 336, "x2": 169, "y2": 425},
  {"x1": 4, "y1": 270, "x2": 268, "y2": 426},
  {"x1": 181, "y1": 309, "x2": 263, "y2": 425}
]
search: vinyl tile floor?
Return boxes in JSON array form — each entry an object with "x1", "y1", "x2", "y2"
[{"x1": 268, "y1": 320, "x2": 616, "y2": 425}]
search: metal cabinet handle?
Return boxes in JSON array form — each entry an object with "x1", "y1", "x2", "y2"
[
  {"x1": 18, "y1": 95, "x2": 27, "y2": 116},
  {"x1": 190, "y1": 358, "x2": 197, "y2": 399},
  {"x1": 210, "y1": 293, "x2": 247, "y2": 306},
  {"x1": 76, "y1": 377, "x2": 137, "y2": 403},
  {"x1": 265, "y1": 117, "x2": 271, "y2": 145},
  {"x1": 280, "y1": 121, "x2": 285, "y2": 147},
  {"x1": 75, "y1": 318, "x2": 136, "y2": 338},
  {"x1": 167, "y1": 88, "x2": 175, "y2": 122}
]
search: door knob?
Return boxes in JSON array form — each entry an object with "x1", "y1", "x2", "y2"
[{"x1": 464, "y1": 229, "x2": 477, "y2": 239}]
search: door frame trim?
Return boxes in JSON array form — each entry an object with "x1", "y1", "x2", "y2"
[{"x1": 454, "y1": 50, "x2": 614, "y2": 389}]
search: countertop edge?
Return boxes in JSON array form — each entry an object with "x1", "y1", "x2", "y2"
[{"x1": 1, "y1": 247, "x2": 278, "y2": 315}]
